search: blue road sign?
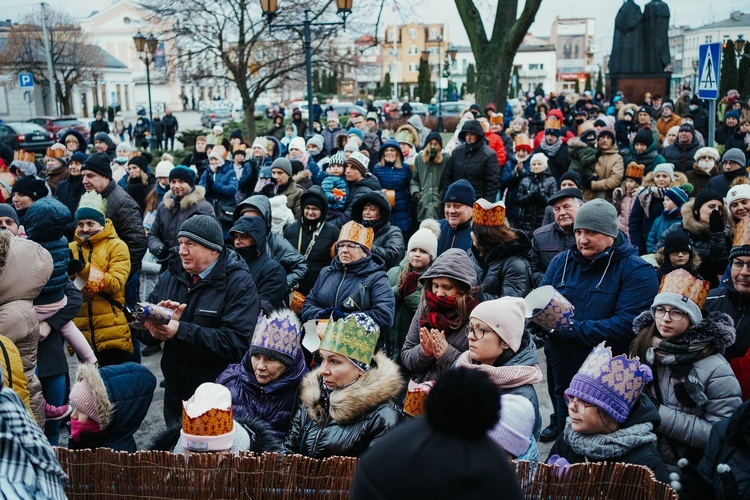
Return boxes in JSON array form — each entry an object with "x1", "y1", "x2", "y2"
[
  {"x1": 697, "y1": 43, "x2": 720, "y2": 100},
  {"x1": 18, "y1": 73, "x2": 34, "y2": 89}
]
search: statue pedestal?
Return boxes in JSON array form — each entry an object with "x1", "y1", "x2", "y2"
[{"x1": 606, "y1": 73, "x2": 671, "y2": 103}]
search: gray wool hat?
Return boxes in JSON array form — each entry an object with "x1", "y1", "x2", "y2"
[
  {"x1": 270, "y1": 157, "x2": 293, "y2": 177},
  {"x1": 178, "y1": 214, "x2": 224, "y2": 252},
  {"x1": 574, "y1": 199, "x2": 619, "y2": 239},
  {"x1": 652, "y1": 293, "x2": 702, "y2": 325},
  {"x1": 722, "y1": 148, "x2": 747, "y2": 167}
]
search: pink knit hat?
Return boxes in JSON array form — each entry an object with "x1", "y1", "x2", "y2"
[
  {"x1": 469, "y1": 297, "x2": 526, "y2": 352},
  {"x1": 68, "y1": 363, "x2": 113, "y2": 428}
]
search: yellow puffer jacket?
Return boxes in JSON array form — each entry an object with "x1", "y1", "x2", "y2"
[
  {"x1": 0, "y1": 335, "x2": 31, "y2": 415},
  {"x1": 69, "y1": 219, "x2": 133, "y2": 354}
]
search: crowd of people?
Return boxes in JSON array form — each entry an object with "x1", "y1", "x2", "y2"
[{"x1": 0, "y1": 86, "x2": 749, "y2": 497}]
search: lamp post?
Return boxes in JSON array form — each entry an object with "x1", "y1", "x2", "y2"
[
  {"x1": 133, "y1": 31, "x2": 159, "y2": 151},
  {"x1": 261, "y1": 0, "x2": 353, "y2": 139},
  {"x1": 735, "y1": 35, "x2": 749, "y2": 66},
  {"x1": 432, "y1": 43, "x2": 457, "y2": 133}
]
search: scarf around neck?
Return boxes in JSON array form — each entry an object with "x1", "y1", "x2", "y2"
[
  {"x1": 455, "y1": 351, "x2": 543, "y2": 389},
  {"x1": 564, "y1": 420, "x2": 656, "y2": 460},
  {"x1": 648, "y1": 336, "x2": 715, "y2": 408},
  {"x1": 540, "y1": 137, "x2": 562, "y2": 157},
  {"x1": 420, "y1": 290, "x2": 472, "y2": 332}
]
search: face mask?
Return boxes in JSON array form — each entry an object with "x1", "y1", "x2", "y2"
[
  {"x1": 115, "y1": 157, "x2": 128, "y2": 164},
  {"x1": 361, "y1": 219, "x2": 377, "y2": 228},
  {"x1": 428, "y1": 148, "x2": 437, "y2": 159},
  {"x1": 236, "y1": 244, "x2": 260, "y2": 261},
  {"x1": 575, "y1": 119, "x2": 584, "y2": 125},
  {"x1": 308, "y1": 147, "x2": 319, "y2": 155},
  {"x1": 689, "y1": 105, "x2": 698, "y2": 111},
  {"x1": 289, "y1": 151, "x2": 303, "y2": 160},
  {"x1": 697, "y1": 160, "x2": 714, "y2": 172}
]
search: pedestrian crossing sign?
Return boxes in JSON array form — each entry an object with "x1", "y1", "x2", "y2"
[{"x1": 697, "y1": 43, "x2": 720, "y2": 100}]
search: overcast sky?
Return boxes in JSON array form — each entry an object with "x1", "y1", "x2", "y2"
[{"x1": 1, "y1": 0, "x2": 744, "y2": 63}]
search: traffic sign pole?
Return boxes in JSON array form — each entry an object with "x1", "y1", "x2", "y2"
[{"x1": 708, "y1": 101, "x2": 716, "y2": 148}]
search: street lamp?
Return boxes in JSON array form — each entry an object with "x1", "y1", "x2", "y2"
[
  {"x1": 133, "y1": 31, "x2": 159, "y2": 151},
  {"x1": 261, "y1": 0, "x2": 353, "y2": 138}
]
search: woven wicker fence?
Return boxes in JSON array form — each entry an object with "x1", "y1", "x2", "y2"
[{"x1": 55, "y1": 448, "x2": 678, "y2": 499}]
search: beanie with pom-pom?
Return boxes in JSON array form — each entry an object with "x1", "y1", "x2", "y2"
[{"x1": 407, "y1": 219, "x2": 441, "y2": 261}]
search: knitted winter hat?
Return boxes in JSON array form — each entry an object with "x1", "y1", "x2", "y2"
[
  {"x1": 248, "y1": 309, "x2": 302, "y2": 367},
  {"x1": 169, "y1": 166, "x2": 196, "y2": 188},
  {"x1": 662, "y1": 102, "x2": 674, "y2": 111},
  {"x1": 81, "y1": 152, "x2": 113, "y2": 179},
  {"x1": 580, "y1": 129, "x2": 597, "y2": 144},
  {"x1": 559, "y1": 171, "x2": 582, "y2": 188},
  {"x1": 469, "y1": 297, "x2": 525, "y2": 353},
  {"x1": 306, "y1": 134, "x2": 324, "y2": 151},
  {"x1": 251, "y1": 137, "x2": 270, "y2": 155},
  {"x1": 652, "y1": 163, "x2": 675, "y2": 181},
  {"x1": 69, "y1": 152, "x2": 88, "y2": 165},
  {"x1": 722, "y1": 148, "x2": 747, "y2": 167},
  {"x1": 678, "y1": 122, "x2": 695, "y2": 134},
  {"x1": 0, "y1": 204, "x2": 20, "y2": 227},
  {"x1": 407, "y1": 219, "x2": 441, "y2": 261},
  {"x1": 346, "y1": 151, "x2": 370, "y2": 175},
  {"x1": 597, "y1": 127, "x2": 616, "y2": 143},
  {"x1": 488, "y1": 394, "x2": 534, "y2": 458},
  {"x1": 443, "y1": 179, "x2": 475, "y2": 206},
  {"x1": 69, "y1": 363, "x2": 113, "y2": 428},
  {"x1": 329, "y1": 151, "x2": 347, "y2": 167},
  {"x1": 12, "y1": 176, "x2": 46, "y2": 201},
  {"x1": 178, "y1": 214, "x2": 224, "y2": 252},
  {"x1": 726, "y1": 110, "x2": 740, "y2": 121},
  {"x1": 229, "y1": 129, "x2": 243, "y2": 140},
  {"x1": 694, "y1": 147, "x2": 720, "y2": 161},
  {"x1": 344, "y1": 139, "x2": 360, "y2": 153},
  {"x1": 75, "y1": 191, "x2": 106, "y2": 226},
  {"x1": 347, "y1": 128, "x2": 364, "y2": 143},
  {"x1": 633, "y1": 128, "x2": 654, "y2": 147},
  {"x1": 288, "y1": 137, "x2": 306, "y2": 153},
  {"x1": 270, "y1": 158, "x2": 293, "y2": 177},
  {"x1": 652, "y1": 269, "x2": 710, "y2": 325},
  {"x1": 529, "y1": 153, "x2": 549, "y2": 168},
  {"x1": 128, "y1": 155, "x2": 150, "y2": 172},
  {"x1": 692, "y1": 187, "x2": 724, "y2": 220},
  {"x1": 727, "y1": 184, "x2": 750, "y2": 207},
  {"x1": 662, "y1": 228, "x2": 692, "y2": 255},
  {"x1": 574, "y1": 199, "x2": 618, "y2": 238},
  {"x1": 664, "y1": 186, "x2": 690, "y2": 207}
]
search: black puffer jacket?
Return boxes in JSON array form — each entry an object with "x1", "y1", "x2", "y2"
[
  {"x1": 548, "y1": 394, "x2": 670, "y2": 484},
  {"x1": 100, "y1": 180, "x2": 148, "y2": 272},
  {"x1": 148, "y1": 247, "x2": 260, "y2": 423},
  {"x1": 469, "y1": 230, "x2": 534, "y2": 300},
  {"x1": 124, "y1": 174, "x2": 156, "y2": 215},
  {"x1": 283, "y1": 352, "x2": 404, "y2": 458},
  {"x1": 663, "y1": 136, "x2": 701, "y2": 173},
  {"x1": 330, "y1": 173, "x2": 382, "y2": 229},
  {"x1": 351, "y1": 191, "x2": 405, "y2": 270},
  {"x1": 54, "y1": 174, "x2": 86, "y2": 240},
  {"x1": 148, "y1": 186, "x2": 215, "y2": 255},
  {"x1": 283, "y1": 186, "x2": 340, "y2": 295},
  {"x1": 234, "y1": 194, "x2": 308, "y2": 292},
  {"x1": 516, "y1": 166, "x2": 558, "y2": 232},
  {"x1": 442, "y1": 120, "x2": 501, "y2": 201}
]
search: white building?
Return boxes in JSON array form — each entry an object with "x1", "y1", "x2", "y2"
[{"x1": 682, "y1": 11, "x2": 749, "y2": 83}]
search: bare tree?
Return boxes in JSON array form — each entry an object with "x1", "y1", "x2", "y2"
[
  {"x1": 456, "y1": 0, "x2": 543, "y2": 110},
  {"x1": 0, "y1": 8, "x2": 105, "y2": 115}
]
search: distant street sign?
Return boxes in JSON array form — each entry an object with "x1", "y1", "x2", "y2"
[
  {"x1": 23, "y1": 91, "x2": 34, "y2": 103},
  {"x1": 697, "y1": 42, "x2": 720, "y2": 100},
  {"x1": 18, "y1": 72, "x2": 34, "y2": 89}
]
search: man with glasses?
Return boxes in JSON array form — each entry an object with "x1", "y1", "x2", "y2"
[{"x1": 704, "y1": 224, "x2": 750, "y2": 400}]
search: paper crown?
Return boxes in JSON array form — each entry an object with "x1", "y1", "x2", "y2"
[
  {"x1": 544, "y1": 116, "x2": 561, "y2": 131},
  {"x1": 658, "y1": 268, "x2": 710, "y2": 309},
  {"x1": 182, "y1": 383, "x2": 234, "y2": 438},
  {"x1": 320, "y1": 313, "x2": 380, "y2": 365},
  {"x1": 513, "y1": 134, "x2": 532, "y2": 152},
  {"x1": 395, "y1": 130, "x2": 416, "y2": 147},
  {"x1": 733, "y1": 219, "x2": 750, "y2": 248},
  {"x1": 490, "y1": 114, "x2": 504, "y2": 125},
  {"x1": 212, "y1": 145, "x2": 229, "y2": 159},
  {"x1": 250, "y1": 309, "x2": 302, "y2": 364},
  {"x1": 338, "y1": 221, "x2": 374, "y2": 250},
  {"x1": 472, "y1": 198, "x2": 506, "y2": 227},
  {"x1": 625, "y1": 162, "x2": 645, "y2": 179},
  {"x1": 566, "y1": 342, "x2": 653, "y2": 424},
  {"x1": 46, "y1": 144, "x2": 66, "y2": 159},
  {"x1": 13, "y1": 150, "x2": 35, "y2": 163},
  {"x1": 76, "y1": 191, "x2": 107, "y2": 218},
  {"x1": 232, "y1": 144, "x2": 247, "y2": 154}
]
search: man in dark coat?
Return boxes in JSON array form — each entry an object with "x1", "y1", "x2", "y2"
[
  {"x1": 437, "y1": 180, "x2": 475, "y2": 256},
  {"x1": 530, "y1": 188, "x2": 583, "y2": 285},
  {"x1": 706, "y1": 148, "x2": 749, "y2": 197},
  {"x1": 161, "y1": 109, "x2": 179, "y2": 151},
  {"x1": 441, "y1": 120, "x2": 500, "y2": 201},
  {"x1": 663, "y1": 123, "x2": 701, "y2": 173},
  {"x1": 89, "y1": 111, "x2": 110, "y2": 145},
  {"x1": 144, "y1": 215, "x2": 260, "y2": 424}
]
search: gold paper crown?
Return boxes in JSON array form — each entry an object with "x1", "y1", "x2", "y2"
[
  {"x1": 513, "y1": 134, "x2": 532, "y2": 151},
  {"x1": 394, "y1": 130, "x2": 416, "y2": 147},
  {"x1": 182, "y1": 384, "x2": 234, "y2": 437},
  {"x1": 658, "y1": 268, "x2": 710, "y2": 309},
  {"x1": 320, "y1": 313, "x2": 380, "y2": 365},
  {"x1": 472, "y1": 198, "x2": 506, "y2": 227},
  {"x1": 338, "y1": 221, "x2": 374, "y2": 250},
  {"x1": 233, "y1": 144, "x2": 247, "y2": 154},
  {"x1": 625, "y1": 162, "x2": 645, "y2": 179},
  {"x1": 490, "y1": 114, "x2": 504, "y2": 125},
  {"x1": 733, "y1": 219, "x2": 750, "y2": 248},
  {"x1": 212, "y1": 145, "x2": 229, "y2": 159},
  {"x1": 46, "y1": 145, "x2": 65, "y2": 159},
  {"x1": 13, "y1": 150, "x2": 34, "y2": 163},
  {"x1": 544, "y1": 116, "x2": 561, "y2": 130}
]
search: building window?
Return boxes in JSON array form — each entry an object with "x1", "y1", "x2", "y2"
[
  {"x1": 408, "y1": 63, "x2": 418, "y2": 73},
  {"x1": 389, "y1": 48, "x2": 398, "y2": 57},
  {"x1": 408, "y1": 45, "x2": 419, "y2": 55},
  {"x1": 705, "y1": 35, "x2": 713, "y2": 43},
  {"x1": 390, "y1": 65, "x2": 396, "y2": 73},
  {"x1": 430, "y1": 29, "x2": 439, "y2": 39},
  {"x1": 528, "y1": 63, "x2": 544, "y2": 70},
  {"x1": 723, "y1": 34, "x2": 730, "y2": 42},
  {"x1": 409, "y1": 28, "x2": 417, "y2": 39}
]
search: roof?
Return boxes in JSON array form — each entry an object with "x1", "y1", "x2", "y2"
[{"x1": 700, "y1": 11, "x2": 749, "y2": 29}]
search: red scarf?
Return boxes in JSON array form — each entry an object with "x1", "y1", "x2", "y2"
[{"x1": 420, "y1": 290, "x2": 476, "y2": 332}]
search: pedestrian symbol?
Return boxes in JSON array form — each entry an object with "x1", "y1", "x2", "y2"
[{"x1": 697, "y1": 42, "x2": 721, "y2": 100}]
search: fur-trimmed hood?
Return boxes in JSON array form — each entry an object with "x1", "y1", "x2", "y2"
[
  {"x1": 162, "y1": 185, "x2": 207, "y2": 211},
  {"x1": 654, "y1": 246, "x2": 702, "y2": 269},
  {"x1": 292, "y1": 168, "x2": 312, "y2": 184},
  {"x1": 680, "y1": 199, "x2": 730, "y2": 238},
  {"x1": 617, "y1": 103, "x2": 640, "y2": 122},
  {"x1": 299, "y1": 352, "x2": 403, "y2": 425},
  {"x1": 73, "y1": 363, "x2": 113, "y2": 429},
  {"x1": 633, "y1": 310, "x2": 736, "y2": 348},
  {"x1": 567, "y1": 137, "x2": 590, "y2": 150}
]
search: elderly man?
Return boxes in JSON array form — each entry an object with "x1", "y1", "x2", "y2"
[
  {"x1": 442, "y1": 120, "x2": 500, "y2": 201},
  {"x1": 437, "y1": 180, "x2": 475, "y2": 256},
  {"x1": 541, "y1": 199, "x2": 658, "y2": 436},
  {"x1": 706, "y1": 148, "x2": 749, "y2": 197},
  {"x1": 704, "y1": 226, "x2": 750, "y2": 400},
  {"x1": 144, "y1": 215, "x2": 260, "y2": 424},
  {"x1": 663, "y1": 122, "x2": 701, "y2": 173}
]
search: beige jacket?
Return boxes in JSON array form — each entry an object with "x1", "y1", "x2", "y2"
[{"x1": 584, "y1": 145, "x2": 624, "y2": 202}]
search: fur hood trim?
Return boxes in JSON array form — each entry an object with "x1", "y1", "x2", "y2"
[
  {"x1": 567, "y1": 137, "x2": 589, "y2": 149},
  {"x1": 654, "y1": 246, "x2": 702, "y2": 269},
  {"x1": 75, "y1": 363, "x2": 114, "y2": 430},
  {"x1": 617, "y1": 103, "x2": 640, "y2": 121},
  {"x1": 0, "y1": 230, "x2": 9, "y2": 277},
  {"x1": 293, "y1": 169, "x2": 312, "y2": 183},
  {"x1": 681, "y1": 199, "x2": 730, "y2": 237},
  {"x1": 162, "y1": 185, "x2": 207, "y2": 210},
  {"x1": 633, "y1": 310, "x2": 736, "y2": 348},
  {"x1": 641, "y1": 171, "x2": 689, "y2": 189},
  {"x1": 299, "y1": 351, "x2": 404, "y2": 424}
]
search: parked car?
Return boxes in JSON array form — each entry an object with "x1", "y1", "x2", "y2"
[
  {"x1": 28, "y1": 115, "x2": 89, "y2": 140},
  {"x1": 0, "y1": 122, "x2": 55, "y2": 154},
  {"x1": 201, "y1": 106, "x2": 234, "y2": 128},
  {"x1": 293, "y1": 102, "x2": 368, "y2": 121},
  {"x1": 436, "y1": 101, "x2": 471, "y2": 118},
  {"x1": 408, "y1": 102, "x2": 429, "y2": 116}
]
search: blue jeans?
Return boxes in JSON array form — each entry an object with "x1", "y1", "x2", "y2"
[{"x1": 39, "y1": 373, "x2": 68, "y2": 446}]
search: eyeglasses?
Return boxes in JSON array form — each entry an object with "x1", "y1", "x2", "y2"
[
  {"x1": 466, "y1": 326, "x2": 492, "y2": 340},
  {"x1": 731, "y1": 260, "x2": 750, "y2": 271},
  {"x1": 669, "y1": 250, "x2": 690, "y2": 256},
  {"x1": 564, "y1": 394, "x2": 596, "y2": 414},
  {"x1": 337, "y1": 242, "x2": 360, "y2": 251},
  {"x1": 653, "y1": 307, "x2": 686, "y2": 321}
]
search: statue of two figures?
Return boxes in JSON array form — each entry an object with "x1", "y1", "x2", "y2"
[{"x1": 610, "y1": 0, "x2": 671, "y2": 74}]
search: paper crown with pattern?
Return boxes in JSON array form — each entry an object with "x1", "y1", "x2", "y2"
[
  {"x1": 320, "y1": 313, "x2": 380, "y2": 365},
  {"x1": 513, "y1": 134, "x2": 532, "y2": 152},
  {"x1": 46, "y1": 144, "x2": 66, "y2": 158},
  {"x1": 733, "y1": 219, "x2": 750, "y2": 248},
  {"x1": 490, "y1": 114, "x2": 504, "y2": 125},
  {"x1": 658, "y1": 268, "x2": 710, "y2": 309},
  {"x1": 250, "y1": 309, "x2": 302, "y2": 366},
  {"x1": 472, "y1": 198, "x2": 506, "y2": 227},
  {"x1": 181, "y1": 383, "x2": 235, "y2": 451},
  {"x1": 395, "y1": 129, "x2": 416, "y2": 147},
  {"x1": 232, "y1": 144, "x2": 247, "y2": 154},
  {"x1": 13, "y1": 150, "x2": 35, "y2": 163},
  {"x1": 338, "y1": 220, "x2": 374, "y2": 250},
  {"x1": 212, "y1": 145, "x2": 229, "y2": 159},
  {"x1": 625, "y1": 162, "x2": 645, "y2": 179},
  {"x1": 544, "y1": 116, "x2": 561, "y2": 131},
  {"x1": 566, "y1": 342, "x2": 653, "y2": 423}
]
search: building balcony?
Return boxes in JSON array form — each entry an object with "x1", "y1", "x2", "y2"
[{"x1": 519, "y1": 69, "x2": 547, "y2": 78}]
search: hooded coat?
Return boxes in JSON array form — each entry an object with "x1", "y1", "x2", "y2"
[
  {"x1": 516, "y1": 165, "x2": 558, "y2": 232},
  {"x1": 148, "y1": 186, "x2": 215, "y2": 256},
  {"x1": 585, "y1": 143, "x2": 624, "y2": 202},
  {"x1": 407, "y1": 114, "x2": 431, "y2": 148},
  {"x1": 469, "y1": 230, "x2": 534, "y2": 300},
  {"x1": 351, "y1": 191, "x2": 405, "y2": 270},
  {"x1": 148, "y1": 246, "x2": 260, "y2": 423},
  {"x1": 634, "y1": 310, "x2": 742, "y2": 465},
  {"x1": 329, "y1": 174, "x2": 382, "y2": 229},
  {"x1": 216, "y1": 345, "x2": 309, "y2": 441},
  {"x1": 0, "y1": 231, "x2": 53, "y2": 426},
  {"x1": 441, "y1": 120, "x2": 501, "y2": 201},
  {"x1": 24, "y1": 199, "x2": 71, "y2": 305},
  {"x1": 663, "y1": 135, "x2": 701, "y2": 173},
  {"x1": 283, "y1": 352, "x2": 404, "y2": 458},
  {"x1": 283, "y1": 186, "x2": 339, "y2": 295},
  {"x1": 372, "y1": 142, "x2": 412, "y2": 233},
  {"x1": 99, "y1": 179, "x2": 148, "y2": 273},
  {"x1": 623, "y1": 138, "x2": 667, "y2": 173},
  {"x1": 234, "y1": 194, "x2": 308, "y2": 291},
  {"x1": 58, "y1": 129, "x2": 87, "y2": 153},
  {"x1": 230, "y1": 217, "x2": 287, "y2": 311}
]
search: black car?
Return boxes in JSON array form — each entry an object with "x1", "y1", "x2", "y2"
[{"x1": 0, "y1": 122, "x2": 54, "y2": 154}]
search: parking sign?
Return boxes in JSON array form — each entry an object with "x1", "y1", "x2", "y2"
[
  {"x1": 697, "y1": 43, "x2": 720, "y2": 100},
  {"x1": 18, "y1": 73, "x2": 34, "y2": 89}
]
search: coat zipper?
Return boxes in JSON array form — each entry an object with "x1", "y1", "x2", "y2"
[
  {"x1": 82, "y1": 242, "x2": 98, "y2": 353},
  {"x1": 333, "y1": 267, "x2": 347, "y2": 305},
  {"x1": 311, "y1": 414, "x2": 330, "y2": 457}
]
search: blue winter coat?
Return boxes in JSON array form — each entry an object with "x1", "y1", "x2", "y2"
[
  {"x1": 541, "y1": 232, "x2": 658, "y2": 393},
  {"x1": 501, "y1": 157, "x2": 531, "y2": 221},
  {"x1": 24, "y1": 198, "x2": 71, "y2": 305},
  {"x1": 646, "y1": 211, "x2": 683, "y2": 253},
  {"x1": 199, "y1": 160, "x2": 238, "y2": 234},
  {"x1": 373, "y1": 159, "x2": 412, "y2": 233},
  {"x1": 321, "y1": 174, "x2": 349, "y2": 210},
  {"x1": 216, "y1": 346, "x2": 308, "y2": 441},
  {"x1": 437, "y1": 219, "x2": 472, "y2": 256}
]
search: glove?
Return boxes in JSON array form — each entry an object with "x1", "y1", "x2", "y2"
[
  {"x1": 154, "y1": 246, "x2": 170, "y2": 260},
  {"x1": 205, "y1": 173, "x2": 214, "y2": 190},
  {"x1": 709, "y1": 209, "x2": 724, "y2": 233},
  {"x1": 412, "y1": 191, "x2": 422, "y2": 200},
  {"x1": 399, "y1": 271, "x2": 420, "y2": 297},
  {"x1": 580, "y1": 176, "x2": 592, "y2": 189}
]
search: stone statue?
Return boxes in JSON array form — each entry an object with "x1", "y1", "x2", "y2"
[
  {"x1": 643, "y1": 0, "x2": 671, "y2": 72},
  {"x1": 610, "y1": 0, "x2": 643, "y2": 74}
]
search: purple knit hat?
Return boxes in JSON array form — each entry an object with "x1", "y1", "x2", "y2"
[{"x1": 565, "y1": 342, "x2": 653, "y2": 423}]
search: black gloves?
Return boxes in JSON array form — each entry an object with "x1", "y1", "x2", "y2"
[
  {"x1": 154, "y1": 245, "x2": 170, "y2": 260},
  {"x1": 709, "y1": 209, "x2": 724, "y2": 233}
]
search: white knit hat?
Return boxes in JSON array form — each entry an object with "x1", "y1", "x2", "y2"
[
  {"x1": 469, "y1": 297, "x2": 526, "y2": 352},
  {"x1": 154, "y1": 160, "x2": 174, "y2": 178},
  {"x1": 727, "y1": 184, "x2": 750, "y2": 207},
  {"x1": 407, "y1": 219, "x2": 441, "y2": 260},
  {"x1": 529, "y1": 153, "x2": 548, "y2": 168},
  {"x1": 488, "y1": 394, "x2": 534, "y2": 458},
  {"x1": 288, "y1": 136, "x2": 306, "y2": 153},
  {"x1": 694, "y1": 146, "x2": 720, "y2": 161}
]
